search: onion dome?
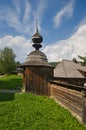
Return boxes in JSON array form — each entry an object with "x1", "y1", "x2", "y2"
[{"x1": 32, "y1": 26, "x2": 43, "y2": 50}]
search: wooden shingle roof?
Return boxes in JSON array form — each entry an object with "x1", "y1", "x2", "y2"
[
  {"x1": 20, "y1": 50, "x2": 53, "y2": 68},
  {"x1": 54, "y1": 60, "x2": 86, "y2": 78}
]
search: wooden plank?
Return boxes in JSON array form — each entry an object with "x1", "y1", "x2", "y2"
[
  {"x1": 52, "y1": 94, "x2": 82, "y2": 117},
  {"x1": 50, "y1": 83, "x2": 86, "y2": 123},
  {"x1": 51, "y1": 84, "x2": 82, "y2": 97},
  {"x1": 51, "y1": 89, "x2": 81, "y2": 108},
  {"x1": 51, "y1": 84, "x2": 82, "y2": 96},
  {"x1": 51, "y1": 88, "x2": 82, "y2": 106},
  {"x1": 51, "y1": 85, "x2": 82, "y2": 100},
  {"x1": 51, "y1": 87, "x2": 81, "y2": 101}
]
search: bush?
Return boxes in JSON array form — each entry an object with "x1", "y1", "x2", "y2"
[{"x1": 0, "y1": 75, "x2": 22, "y2": 90}]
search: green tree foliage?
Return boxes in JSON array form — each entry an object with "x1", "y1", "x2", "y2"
[
  {"x1": 0, "y1": 47, "x2": 16, "y2": 74},
  {"x1": 49, "y1": 62, "x2": 60, "y2": 67},
  {"x1": 78, "y1": 55, "x2": 86, "y2": 66}
]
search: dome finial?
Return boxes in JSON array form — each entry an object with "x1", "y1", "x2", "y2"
[{"x1": 32, "y1": 21, "x2": 43, "y2": 50}]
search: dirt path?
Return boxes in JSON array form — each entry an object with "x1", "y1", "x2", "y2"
[{"x1": 0, "y1": 89, "x2": 21, "y2": 93}]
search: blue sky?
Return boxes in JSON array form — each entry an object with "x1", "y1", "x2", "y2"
[{"x1": 0, "y1": 0, "x2": 86, "y2": 62}]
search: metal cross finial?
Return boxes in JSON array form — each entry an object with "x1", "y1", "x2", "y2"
[{"x1": 36, "y1": 20, "x2": 38, "y2": 33}]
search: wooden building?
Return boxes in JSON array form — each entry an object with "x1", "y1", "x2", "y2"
[
  {"x1": 20, "y1": 26, "x2": 54, "y2": 96},
  {"x1": 54, "y1": 60, "x2": 86, "y2": 86}
]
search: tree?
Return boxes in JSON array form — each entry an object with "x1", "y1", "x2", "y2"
[
  {"x1": 0, "y1": 47, "x2": 16, "y2": 74},
  {"x1": 49, "y1": 62, "x2": 60, "y2": 67},
  {"x1": 78, "y1": 55, "x2": 86, "y2": 66}
]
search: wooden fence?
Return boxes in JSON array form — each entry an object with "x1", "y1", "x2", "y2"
[{"x1": 50, "y1": 81, "x2": 86, "y2": 124}]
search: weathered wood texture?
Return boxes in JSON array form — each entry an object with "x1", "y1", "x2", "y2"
[
  {"x1": 50, "y1": 83, "x2": 86, "y2": 124},
  {"x1": 53, "y1": 77, "x2": 86, "y2": 86},
  {"x1": 82, "y1": 91, "x2": 86, "y2": 124},
  {"x1": 23, "y1": 66, "x2": 53, "y2": 96}
]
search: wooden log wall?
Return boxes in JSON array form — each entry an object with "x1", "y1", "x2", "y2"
[
  {"x1": 50, "y1": 83, "x2": 86, "y2": 124},
  {"x1": 23, "y1": 67, "x2": 51, "y2": 96}
]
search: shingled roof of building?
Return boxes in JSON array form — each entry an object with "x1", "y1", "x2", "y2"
[
  {"x1": 54, "y1": 60, "x2": 86, "y2": 78},
  {"x1": 20, "y1": 50, "x2": 53, "y2": 67}
]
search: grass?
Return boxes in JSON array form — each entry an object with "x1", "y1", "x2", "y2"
[
  {"x1": 0, "y1": 93, "x2": 86, "y2": 130},
  {"x1": 0, "y1": 75, "x2": 22, "y2": 90}
]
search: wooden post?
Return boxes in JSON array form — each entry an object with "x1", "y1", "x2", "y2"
[{"x1": 82, "y1": 90, "x2": 86, "y2": 124}]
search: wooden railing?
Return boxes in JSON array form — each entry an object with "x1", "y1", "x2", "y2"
[{"x1": 50, "y1": 81, "x2": 86, "y2": 124}]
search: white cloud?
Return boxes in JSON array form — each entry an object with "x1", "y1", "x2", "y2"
[
  {"x1": 0, "y1": 35, "x2": 33, "y2": 63},
  {"x1": 75, "y1": 17, "x2": 86, "y2": 31},
  {"x1": 12, "y1": 0, "x2": 21, "y2": 14},
  {"x1": 33, "y1": 0, "x2": 47, "y2": 24},
  {"x1": 32, "y1": 0, "x2": 48, "y2": 34},
  {"x1": 0, "y1": 24, "x2": 86, "y2": 63},
  {"x1": 0, "y1": 0, "x2": 47, "y2": 35},
  {"x1": 43, "y1": 24, "x2": 86, "y2": 62},
  {"x1": 53, "y1": 1, "x2": 74, "y2": 28},
  {"x1": 23, "y1": 0, "x2": 31, "y2": 23},
  {"x1": 0, "y1": 3, "x2": 28, "y2": 34}
]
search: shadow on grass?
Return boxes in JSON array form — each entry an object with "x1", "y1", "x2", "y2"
[{"x1": 0, "y1": 93, "x2": 15, "y2": 102}]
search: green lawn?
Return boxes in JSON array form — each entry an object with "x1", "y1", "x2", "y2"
[
  {"x1": 0, "y1": 75, "x2": 22, "y2": 90},
  {"x1": 0, "y1": 93, "x2": 85, "y2": 130}
]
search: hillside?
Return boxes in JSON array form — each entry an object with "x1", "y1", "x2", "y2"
[{"x1": 49, "y1": 62, "x2": 60, "y2": 67}]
